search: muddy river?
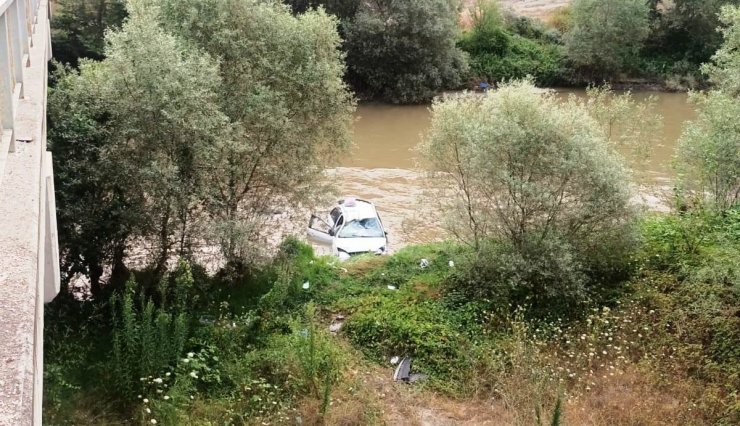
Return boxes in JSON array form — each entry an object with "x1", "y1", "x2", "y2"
[{"x1": 324, "y1": 90, "x2": 696, "y2": 250}]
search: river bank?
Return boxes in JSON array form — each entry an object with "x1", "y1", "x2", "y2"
[{"x1": 323, "y1": 89, "x2": 695, "y2": 251}]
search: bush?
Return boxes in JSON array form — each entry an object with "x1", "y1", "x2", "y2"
[
  {"x1": 451, "y1": 236, "x2": 589, "y2": 317},
  {"x1": 344, "y1": 0, "x2": 468, "y2": 103},
  {"x1": 458, "y1": 3, "x2": 568, "y2": 86},
  {"x1": 344, "y1": 296, "x2": 474, "y2": 384},
  {"x1": 676, "y1": 91, "x2": 740, "y2": 209},
  {"x1": 421, "y1": 81, "x2": 638, "y2": 313},
  {"x1": 462, "y1": 33, "x2": 567, "y2": 86},
  {"x1": 109, "y1": 260, "x2": 195, "y2": 397},
  {"x1": 565, "y1": 0, "x2": 650, "y2": 80}
]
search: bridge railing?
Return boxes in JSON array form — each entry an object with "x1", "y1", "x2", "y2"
[{"x1": 0, "y1": 0, "x2": 45, "y2": 188}]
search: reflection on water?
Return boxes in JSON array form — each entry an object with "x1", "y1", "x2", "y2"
[{"x1": 326, "y1": 91, "x2": 696, "y2": 249}]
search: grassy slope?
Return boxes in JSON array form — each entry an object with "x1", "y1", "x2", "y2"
[{"x1": 43, "y1": 211, "x2": 739, "y2": 425}]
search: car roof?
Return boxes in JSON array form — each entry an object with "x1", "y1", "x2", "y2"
[{"x1": 337, "y1": 198, "x2": 378, "y2": 222}]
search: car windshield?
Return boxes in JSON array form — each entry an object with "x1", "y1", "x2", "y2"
[{"x1": 337, "y1": 218, "x2": 384, "y2": 238}]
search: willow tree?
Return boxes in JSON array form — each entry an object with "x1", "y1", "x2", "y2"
[
  {"x1": 50, "y1": 0, "x2": 227, "y2": 289},
  {"x1": 155, "y1": 0, "x2": 355, "y2": 262},
  {"x1": 676, "y1": 6, "x2": 740, "y2": 209},
  {"x1": 704, "y1": 5, "x2": 740, "y2": 96},
  {"x1": 421, "y1": 81, "x2": 637, "y2": 307}
]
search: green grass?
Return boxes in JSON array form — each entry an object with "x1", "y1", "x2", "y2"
[{"x1": 44, "y1": 210, "x2": 740, "y2": 424}]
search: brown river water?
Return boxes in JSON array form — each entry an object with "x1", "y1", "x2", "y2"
[{"x1": 324, "y1": 90, "x2": 697, "y2": 250}]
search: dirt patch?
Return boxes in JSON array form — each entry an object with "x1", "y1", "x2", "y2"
[{"x1": 462, "y1": 0, "x2": 571, "y2": 24}]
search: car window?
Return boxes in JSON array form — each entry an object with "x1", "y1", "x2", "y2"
[
  {"x1": 330, "y1": 207, "x2": 341, "y2": 225},
  {"x1": 337, "y1": 218, "x2": 384, "y2": 238}
]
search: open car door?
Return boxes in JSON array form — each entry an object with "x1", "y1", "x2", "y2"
[{"x1": 307, "y1": 214, "x2": 334, "y2": 245}]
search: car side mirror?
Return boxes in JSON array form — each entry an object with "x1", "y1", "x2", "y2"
[{"x1": 329, "y1": 229, "x2": 335, "y2": 236}]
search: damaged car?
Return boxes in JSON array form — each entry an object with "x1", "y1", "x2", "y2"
[{"x1": 307, "y1": 197, "x2": 388, "y2": 259}]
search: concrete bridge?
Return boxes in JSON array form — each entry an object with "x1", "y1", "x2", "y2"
[{"x1": 0, "y1": 0, "x2": 59, "y2": 425}]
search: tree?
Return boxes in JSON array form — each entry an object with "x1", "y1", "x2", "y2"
[
  {"x1": 676, "y1": 6, "x2": 740, "y2": 209},
  {"x1": 283, "y1": 0, "x2": 360, "y2": 21},
  {"x1": 51, "y1": 0, "x2": 127, "y2": 66},
  {"x1": 154, "y1": 0, "x2": 355, "y2": 263},
  {"x1": 704, "y1": 5, "x2": 740, "y2": 96},
  {"x1": 646, "y1": 0, "x2": 740, "y2": 66},
  {"x1": 50, "y1": 0, "x2": 227, "y2": 291},
  {"x1": 421, "y1": 81, "x2": 637, "y2": 308},
  {"x1": 49, "y1": 64, "x2": 133, "y2": 296},
  {"x1": 344, "y1": 0, "x2": 468, "y2": 103},
  {"x1": 677, "y1": 91, "x2": 740, "y2": 209},
  {"x1": 564, "y1": 0, "x2": 649, "y2": 80}
]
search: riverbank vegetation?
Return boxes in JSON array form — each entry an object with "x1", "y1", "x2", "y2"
[
  {"x1": 52, "y1": 0, "x2": 740, "y2": 100},
  {"x1": 44, "y1": 0, "x2": 739, "y2": 425}
]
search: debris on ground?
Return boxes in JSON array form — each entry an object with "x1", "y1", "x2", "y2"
[
  {"x1": 329, "y1": 314, "x2": 345, "y2": 334},
  {"x1": 392, "y1": 357, "x2": 429, "y2": 384},
  {"x1": 302, "y1": 281, "x2": 310, "y2": 290},
  {"x1": 387, "y1": 285, "x2": 397, "y2": 290},
  {"x1": 419, "y1": 258, "x2": 430, "y2": 269},
  {"x1": 393, "y1": 357, "x2": 412, "y2": 382}
]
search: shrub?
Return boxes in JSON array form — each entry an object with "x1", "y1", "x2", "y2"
[
  {"x1": 421, "y1": 81, "x2": 638, "y2": 312},
  {"x1": 462, "y1": 33, "x2": 567, "y2": 86},
  {"x1": 109, "y1": 261, "x2": 195, "y2": 397},
  {"x1": 676, "y1": 91, "x2": 740, "y2": 209},
  {"x1": 458, "y1": 2, "x2": 567, "y2": 86},
  {"x1": 704, "y1": 5, "x2": 740, "y2": 96},
  {"x1": 344, "y1": 0, "x2": 468, "y2": 103},
  {"x1": 565, "y1": 0, "x2": 650, "y2": 80},
  {"x1": 344, "y1": 295, "x2": 474, "y2": 384}
]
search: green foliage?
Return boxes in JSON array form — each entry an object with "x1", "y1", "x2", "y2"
[
  {"x1": 565, "y1": 0, "x2": 650, "y2": 80},
  {"x1": 50, "y1": 0, "x2": 227, "y2": 285},
  {"x1": 110, "y1": 261, "x2": 195, "y2": 397},
  {"x1": 704, "y1": 5, "x2": 740, "y2": 96},
  {"x1": 676, "y1": 91, "x2": 740, "y2": 209},
  {"x1": 461, "y1": 32, "x2": 567, "y2": 86},
  {"x1": 284, "y1": 0, "x2": 360, "y2": 21},
  {"x1": 344, "y1": 0, "x2": 468, "y2": 103},
  {"x1": 646, "y1": 0, "x2": 740, "y2": 67},
  {"x1": 51, "y1": 0, "x2": 127, "y2": 65},
  {"x1": 421, "y1": 81, "x2": 638, "y2": 311},
  {"x1": 636, "y1": 211, "x2": 740, "y2": 423},
  {"x1": 344, "y1": 296, "x2": 473, "y2": 383},
  {"x1": 458, "y1": 2, "x2": 567, "y2": 86},
  {"x1": 293, "y1": 304, "x2": 344, "y2": 415},
  {"x1": 155, "y1": 0, "x2": 354, "y2": 262},
  {"x1": 536, "y1": 394, "x2": 564, "y2": 426},
  {"x1": 51, "y1": 0, "x2": 355, "y2": 282},
  {"x1": 48, "y1": 63, "x2": 130, "y2": 295}
]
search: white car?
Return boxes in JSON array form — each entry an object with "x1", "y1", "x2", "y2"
[{"x1": 307, "y1": 198, "x2": 388, "y2": 259}]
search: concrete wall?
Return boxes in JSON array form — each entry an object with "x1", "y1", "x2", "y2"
[{"x1": 0, "y1": 1, "x2": 58, "y2": 425}]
